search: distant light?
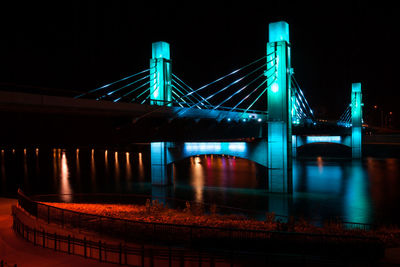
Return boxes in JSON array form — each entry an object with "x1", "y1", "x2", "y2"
[
  {"x1": 389, "y1": 111, "x2": 393, "y2": 115},
  {"x1": 227, "y1": 118, "x2": 231, "y2": 122},
  {"x1": 374, "y1": 105, "x2": 378, "y2": 109},
  {"x1": 257, "y1": 118, "x2": 262, "y2": 122},
  {"x1": 242, "y1": 118, "x2": 247, "y2": 122}
]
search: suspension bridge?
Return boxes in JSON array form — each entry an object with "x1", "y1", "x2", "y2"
[{"x1": 0, "y1": 21, "x2": 363, "y2": 194}]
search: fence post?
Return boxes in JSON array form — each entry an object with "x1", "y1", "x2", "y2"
[
  {"x1": 1, "y1": 260, "x2": 3, "y2": 267},
  {"x1": 33, "y1": 228, "x2": 36, "y2": 246},
  {"x1": 99, "y1": 240, "x2": 102, "y2": 262},
  {"x1": 61, "y1": 210, "x2": 64, "y2": 228},
  {"x1": 141, "y1": 245, "x2": 145, "y2": 267},
  {"x1": 42, "y1": 229, "x2": 45, "y2": 248},
  {"x1": 150, "y1": 248, "x2": 155, "y2": 267},
  {"x1": 210, "y1": 254, "x2": 215, "y2": 267},
  {"x1": 68, "y1": 235, "x2": 71, "y2": 254},
  {"x1": 190, "y1": 227, "x2": 193, "y2": 245},
  {"x1": 180, "y1": 250, "x2": 184, "y2": 267},
  {"x1": 84, "y1": 237, "x2": 87, "y2": 258},
  {"x1": 47, "y1": 206, "x2": 50, "y2": 224},
  {"x1": 124, "y1": 244, "x2": 127, "y2": 265},
  {"x1": 54, "y1": 232, "x2": 57, "y2": 251},
  {"x1": 119, "y1": 243, "x2": 122, "y2": 265},
  {"x1": 168, "y1": 247, "x2": 172, "y2": 267},
  {"x1": 199, "y1": 250, "x2": 202, "y2": 267}
]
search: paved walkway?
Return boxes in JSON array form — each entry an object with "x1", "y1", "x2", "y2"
[{"x1": 0, "y1": 198, "x2": 115, "y2": 267}]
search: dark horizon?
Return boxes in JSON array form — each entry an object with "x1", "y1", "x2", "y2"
[{"x1": 0, "y1": 1, "x2": 398, "y2": 125}]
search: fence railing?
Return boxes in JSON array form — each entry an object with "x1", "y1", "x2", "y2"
[
  {"x1": 25, "y1": 190, "x2": 377, "y2": 231},
  {"x1": 13, "y1": 205, "x2": 382, "y2": 266},
  {"x1": 16, "y1": 190, "x2": 383, "y2": 254},
  {"x1": 12, "y1": 207, "x2": 231, "y2": 266}
]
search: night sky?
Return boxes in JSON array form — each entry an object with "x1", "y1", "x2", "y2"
[{"x1": 1, "y1": 1, "x2": 398, "y2": 123}]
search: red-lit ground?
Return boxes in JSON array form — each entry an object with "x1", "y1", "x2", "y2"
[
  {"x1": 43, "y1": 202, "x2": 280, "y2": 231},
  {"x1": 0, "y1": 198, "x2": 115, "y2": 267}
]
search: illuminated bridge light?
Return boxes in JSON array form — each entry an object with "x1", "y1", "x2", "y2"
[
  {"x1": 184, "y1": 142, "x2": 247, "y2": 154},
  {"x1": 228, "y1": 142, "x2": 246, "y2": 152},
  {"x1": 184, "y1": 142, "x2": 222, "y2": 153},
  {"x1": 306, "y1": 136, "x2": 341, "y2": 144},
  {"x1": 271, "y1": 83, "x2": 279, "y2": 93}
]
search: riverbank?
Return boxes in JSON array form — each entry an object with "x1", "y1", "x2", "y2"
[{"x1": 3, "y1": 197, "x2": 400, "y2": 265}]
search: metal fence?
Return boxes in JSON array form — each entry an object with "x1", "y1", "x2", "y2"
[
  {"x1": 12, "y1": 209, "x2": 231, "y2": 266},
  {"x1": 24, "y1": 190, "x2": 377, "y2": 231},
  {"x1": 14, "y1": 190, "x2": 387, "y2": 264},
  {"x1": 17, "y1": 190, "x2": 379, "y2": 249},
  {"x1": 13, "y1": 206, "x2": 382, "y2": 267},
  {"x1": 17, "y1": 190, "x2": 387, "y2": 260}
]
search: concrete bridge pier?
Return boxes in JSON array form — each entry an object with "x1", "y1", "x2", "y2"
[
  {"x1": 149, "y1": 42, "x2": 174, "y2": 186},
  {"x1": 266, "y1": 21, "x2": 293, "y2": 193},
  {"x1": 150, "y1": 142, "x2": 172, "y2": 185},
  {"x1": 351, "y1": 83, "x2": 362, "y2": 159}
]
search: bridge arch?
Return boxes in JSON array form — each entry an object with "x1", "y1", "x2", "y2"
[
  {"x1": 166, "y1": 142, "x2": 268, "y2": 167},
  {"x1": 150, "y1": 141, "x2": 268, "y2": 185}
]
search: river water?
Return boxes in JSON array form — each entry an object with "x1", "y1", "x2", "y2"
[{"x1": 1, "y1": 147, "x2": 400, "y2": 225}]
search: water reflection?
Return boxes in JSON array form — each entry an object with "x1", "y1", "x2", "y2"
[
  {"x1": 1, "y1": 150, "x2": 5, "y2": 192},
  {"x1": 75, "y1": 148, "x2": 80, "y2": 178},
  {"x1": 23, "y1": 148, "x2": 28, "y2": 184},
  {"x1": 191, "y1": 156, "x2": 204, "y2": 202},
  {"x1": 3, "y1": 147, "x2": 400, "y2": 226},
  {"x1": 138, "y1": 152, "x2": 144, "y2": 181},
  {"x1": 90, "y1": 149, "x2": 96, "y2": 185},
  {"x1": 114, "y1": 151, "x2": 120, "y2": 191},
  {"x1": 344, "y1": 160, "x2": 371, "y2": 223},
  {"x1": 104, "y1": 150, "x2": 109, "y2": 174},
  {"x1": 60, "y1": 152, "x2": 72, "y2": 202},
  {"x1": 126, "y1": 152, "x2": 132, "y2": 180}
]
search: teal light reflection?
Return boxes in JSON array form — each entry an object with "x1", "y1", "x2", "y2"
[{"x1": 344, "y1": 161, "x2": 371, "y2": 223}]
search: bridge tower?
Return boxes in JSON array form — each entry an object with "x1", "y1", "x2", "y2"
[
  {"x1": 266, "y1": 21, "x2": 293, "y2": 193},
  {"x1": 150, "y1": 41, "x2": 172, "y2": 106},
  {"x1": 351, "y1": 82, "x2": 362, "y2": 158},
  {"x1": 150, "y1": 42, "x2": 172, "y2": 185}
]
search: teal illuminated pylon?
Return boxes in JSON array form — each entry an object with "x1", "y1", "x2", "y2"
[
  {"x1": 266, "y1": 21, "x2": 293, "y2": 193},
  {"x1": 351, "y1": 83, "x2": 362, "y2": 158},
  {"x1": 150, "y1": 41, "x2": 172, "y2": 106}
]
